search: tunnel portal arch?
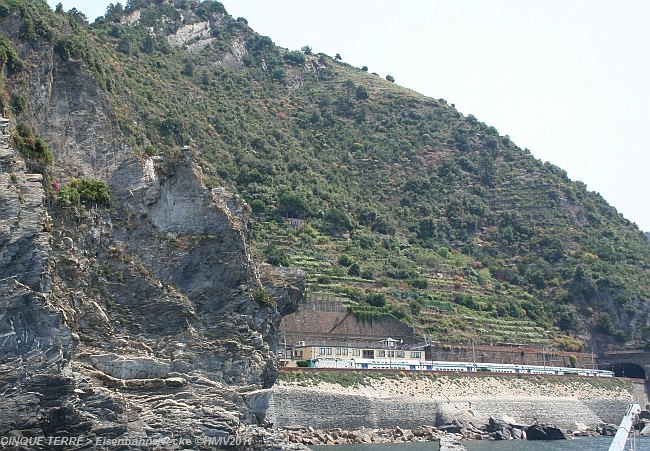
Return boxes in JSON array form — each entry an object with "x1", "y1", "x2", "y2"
[{"x1": 610, "y1": 362, "x2": 646, "y2": 379}]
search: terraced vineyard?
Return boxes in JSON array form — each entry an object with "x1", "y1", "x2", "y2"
[
  {"x1": 257, "y1": 222, "x2": 568, "y2": 347},
  {"x1": 419, "y1": 310, "x2": 555, "y2": 346}
]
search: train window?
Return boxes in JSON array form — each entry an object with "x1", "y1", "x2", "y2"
[
  {"x1": 377, "y1": 350, "x2": 386, "y2": 357},
  {"x1": 411, "y1": 351, "x2": 422, "y2": 359},
  {"x1": 342, "y1": 349, "x2": 349, "y2": 355},
  {"x1": 352, "y1": 349, "x2": 361, "y2": 356},
  {"x1": 363, "y1": 350, "x2": 374, "y2": 358},
  {"x1": 396, "y1": 351, "x2": 405, "y2": 358},
  {"x1": 335, "y1": 348, "x2": 342, "y2": 355}
]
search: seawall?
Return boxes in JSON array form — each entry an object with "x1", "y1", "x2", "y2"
[{"x1": 267, "y1": 371, "x2": 646, "y2": 432}]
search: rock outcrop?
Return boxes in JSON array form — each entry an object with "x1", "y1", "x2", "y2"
[
  {"x1": 525, "y1": 423, "x2": 568, "y2": 440},
  {"x1": 0, "y1": 127, "x2": 305, "y2": 449},
  {"x1": 0, "y1": 17, "x2": 305, "y2": 447}
]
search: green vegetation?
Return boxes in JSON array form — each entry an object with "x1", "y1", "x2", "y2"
[
  {"x1": 0, "y1": 32, "x2": 22, "y2": 74},
  {"x1": 252, "y1": 287, "x2": 274, "y2": 306},
  {"x1": 278, "y1": 370, "x2": 408, "y2": 387},
  {"x1": 11, "y1": 122, "x2": 53, "y2": 169},
  {"x1": 57, "y1": 178, "x2": 111, "y2": 207},
  {"x1": 278, "y1": 370, "x2": 633, "y2": 394},
  {"x1": 0, "y1": 0, "x2": 648, "y2": 350},
  {"x1": 569, "y1": 354, "x2": 578, "y2": 368}
]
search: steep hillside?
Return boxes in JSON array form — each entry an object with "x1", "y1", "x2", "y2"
[
  {"x1": 0, "y1": 0, "x2": 305, "y2": 447},
  {"x1": 1, "y1": 0, "x2": 648, "y2": 361}
]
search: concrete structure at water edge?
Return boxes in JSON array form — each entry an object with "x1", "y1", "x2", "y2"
[{"x1": 267, "y1": 372, "x2": 647, "y2": 432}]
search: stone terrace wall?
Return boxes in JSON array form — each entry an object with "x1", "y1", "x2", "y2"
[
  {"x1": 425, "y1": 343, "x2": 595, "y2": 369},
  {"x1": 281, "y1": 305, "x2": 415, "y2": 345}
]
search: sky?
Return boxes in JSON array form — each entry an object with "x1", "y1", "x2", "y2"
[{"x1": 49, "y1": 1, "x2": 650, "y2": 231}]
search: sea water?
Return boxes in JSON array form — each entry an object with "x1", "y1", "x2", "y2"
[
  {"x1": 465, "y1": 436, "x2": 649, "y2": 450},
  {"x1": 309, "y1": 435, "x2": 650, "y2": 450}
]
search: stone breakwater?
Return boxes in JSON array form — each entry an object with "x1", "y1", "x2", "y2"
[
  {"x1": 278, "y1": 421, "x2": 623, "y2": 447},
  {"x1": 268, "y1": 372, "x2": 643, "y2": 433},
  {"x1": 280, "y1": 425, "x2": 444, "y2": 446}
]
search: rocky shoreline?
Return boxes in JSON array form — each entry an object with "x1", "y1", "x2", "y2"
[{"x1": 278, "y1": 417, "x2": 640, "y2": 447}]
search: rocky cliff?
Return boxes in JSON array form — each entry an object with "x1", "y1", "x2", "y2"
[{"x1": 0, "y1": 8, "x2": 305, "y2": 449}]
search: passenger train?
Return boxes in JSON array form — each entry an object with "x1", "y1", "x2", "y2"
[
  {"x1": 289, "y1": 342, "x2": 614, "y2": 377},
  {"x1": 303, "y1": 358, "x2": 614, "y2": 377}
]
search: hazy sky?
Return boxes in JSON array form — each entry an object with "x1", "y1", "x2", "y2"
[{"x1": 49, "y1": 0, "x2": 650, "y2": 231}]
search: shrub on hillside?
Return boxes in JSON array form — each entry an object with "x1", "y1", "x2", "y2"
[
  {"x1": 12, "y1": 122, "x2": 53, "y2": 168},
  {"x1": 366, "y1": 292, "x2": 386, "y2": 307},
  {"x1": 58, "y1": 178, "x2": 110, "y2": 207},
  {"x1": 284, "y1": 50, "x2": 306, "y2": 66}
]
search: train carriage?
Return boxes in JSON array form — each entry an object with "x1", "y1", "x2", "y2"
[{"x1": 293, "y1": 343, "x2": 613, "y2": 377}]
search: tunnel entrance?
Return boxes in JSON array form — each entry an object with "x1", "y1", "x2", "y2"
[{"x1": 611, "y1": 362, "x2": 646, "y2": 379}]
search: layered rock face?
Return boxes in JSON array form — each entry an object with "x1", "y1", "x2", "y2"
[{"x1": 0, "y1": 29, "x2": 304, "y2": 450}]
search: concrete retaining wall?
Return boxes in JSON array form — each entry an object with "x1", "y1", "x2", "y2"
[
  {"x1": 268, "y1": 374, "x2": 645, "y2": 431},
  {"x1": 269, "y1": 388, "x2": 438, "y2": 430}
]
